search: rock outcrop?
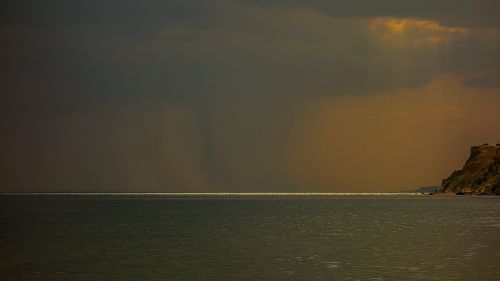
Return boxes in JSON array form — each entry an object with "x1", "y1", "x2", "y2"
[{"x1": 440, "y1": 144, "x2": 500, "y2": 195}]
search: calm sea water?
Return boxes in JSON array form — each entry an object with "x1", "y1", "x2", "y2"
[{"x1": 0, "y1": 195, "x2": 499, "y2": 281}]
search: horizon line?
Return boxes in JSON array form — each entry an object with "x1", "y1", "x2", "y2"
[{"x1": 0, "y1": 192, "x2": 426, "y2": 196}]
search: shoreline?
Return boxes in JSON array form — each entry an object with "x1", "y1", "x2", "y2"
[{"x1": 0, "y1": 192, "x2": 428, "y2": 196}]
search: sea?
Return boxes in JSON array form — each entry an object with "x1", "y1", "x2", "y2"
[{"x1": 0, "y1": 193, "x2": 499, "y2": 281}]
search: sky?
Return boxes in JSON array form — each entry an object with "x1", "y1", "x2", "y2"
[{"x1": 1, "y1": 0, "x2": 500, "y2": 192}]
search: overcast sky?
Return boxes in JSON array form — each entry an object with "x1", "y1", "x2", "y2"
[{"x1": 1, "y1": 0, "x2": 499, "y2": 192}]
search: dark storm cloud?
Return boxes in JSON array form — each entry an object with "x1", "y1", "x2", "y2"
[
  {"x1": 2, "y1": 0, "x2": 499, "y2": 114},
  {"x1": 0, "y1": 0, "x2": 218, "y2": 27},
  {"x1": 2, "y1": 0, "x2": 499, "y2": 28},
  {"x1": 1, "y1": 1, "x2": 499, "y2": 192},
  {"x1": 235, "y1": 0, "x2": 500, "y2": 28}
]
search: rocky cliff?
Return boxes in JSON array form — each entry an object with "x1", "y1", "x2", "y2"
[{"x1": 440, "y1": 144, "x2": 500, "y2": 195}]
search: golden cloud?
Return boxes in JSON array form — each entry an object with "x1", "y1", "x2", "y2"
[
  {"x1": 281, "y1": 74, "x2": 500, "y2": 192},
  {"x1": 370, "y1": 17, "x2": 470, "y2": 46}
]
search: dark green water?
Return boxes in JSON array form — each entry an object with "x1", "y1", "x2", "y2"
[{"x1": 1, "y1": 195, "x2": 499, "y2": 281}]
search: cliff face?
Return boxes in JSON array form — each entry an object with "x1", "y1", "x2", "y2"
[{"x1": 441, "y1": 144, "x2": 500, "y2": 195}]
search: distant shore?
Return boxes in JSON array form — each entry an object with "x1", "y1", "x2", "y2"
[
  {"x1": 2, "y1": 192, "x2": 497, "y2": 197},
  {"x1": 0, "y1": 192, "x2": 429, "y2": 196}
]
